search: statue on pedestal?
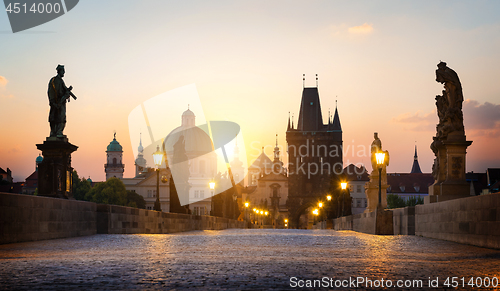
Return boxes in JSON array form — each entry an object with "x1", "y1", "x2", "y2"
[
  {"x1": 47, "y1": 64, "x2": 77, "y2": 138},
  {"x1": 429, "y1": 62, "x2": 472, "y2": 201},
  {"x1": 36, "y1": 65, "x2": 79, "y2": 199},
  {"x1": 365, "y1": 132, "x2": 390, "y2": 212}
]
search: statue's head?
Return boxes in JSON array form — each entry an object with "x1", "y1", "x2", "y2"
[
  {"x1": 374, "y1": 132, "x2": 378, "y2": 139},
  {"x1": 437, "y1": 61, "x2": 447, "y2": 70},
  {"x1": 56, "y1": 64, "x2": 65, "y2": 77}
]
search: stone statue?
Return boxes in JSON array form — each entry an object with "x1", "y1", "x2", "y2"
[
  {"x1": 370, "y1": 132, "x2": 389, "y2": 171},
  {"x1": 47, "y1": 65, "x2": 77, "y2": 138},
  {"x1": 434, "y1": 61, "x2": 465, "y2": 140},
  {"x1": 428, "y1": 62, "x2": 472, "y2": 199},
  {"x1": 365, "y1": 132, "x2": 390, "y2": 212}
]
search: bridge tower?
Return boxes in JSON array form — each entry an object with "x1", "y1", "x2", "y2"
[{"x1": 286, "y1": 80, "x2": 343, "y2": 228}]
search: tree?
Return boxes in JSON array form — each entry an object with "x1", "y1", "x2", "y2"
[
  {"x1": 387, "y1": 193, "x2": 406, "y2": 209},
  {"x1": 85, "y1": 177, "x2": 127, "y2": 206},
  {"x1": 72, "y1": 170, "x2": 91, "y2": 201},
  {"x1": 406, "y1": 196, "x2": 424, "y2": 207},
  {"x1": 126, "y1": 190, "x2": 146, "y2": 209}
]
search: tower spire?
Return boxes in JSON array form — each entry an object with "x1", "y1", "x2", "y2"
[
  {"x1": 410, "y1": 144, "x2": 422, "y2": 173},
  {"x1": 332, "y1": 100, "x2": 342, "y2": 131},
  {"x1": 316, "y1": 74, "x2": 318, "y2": 87},
  {"x1": 287, "y1": 112, "x2": 291, "y2": 131},
  {"x1": 303, "y1": 74, "x2": 305, "y2": 88}
]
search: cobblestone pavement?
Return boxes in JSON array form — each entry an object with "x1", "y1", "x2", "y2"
[{"x1": 1, "y1": 229, "x2": 500, "y2": 290}]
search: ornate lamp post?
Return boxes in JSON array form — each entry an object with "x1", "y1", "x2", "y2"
[
  {"x1": 244, "y1": 202, "x2": 249, "y2": 222},
  {"x1": 284, "y1": 218, "x2": 288, "y2": 228},
  {"x1": 318, "y1": 202, "x2": 324, "y2": 224},
  {"x1": 312, "y1": 208, "x2": 319, "y2": 225},
  {"x1": 209, "y1": 181, "x2": 215, "y2": 216},
  {"x1": 375, "y1": 152, "x2": 386, "y2": 209},
  {"x1": 340, "y1": 182, "x2": 347, "y2": 217},
  {"x1": 152, "y1": 145, "x2": 163, "y2": 212}
]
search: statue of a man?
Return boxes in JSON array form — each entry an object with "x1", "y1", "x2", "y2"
[
  {"x1": 47, "y1": 65, "x2": 76, "y2": 137},
  {"x1": 370, "y1": 132, "x2": 389, "y2": 172}
]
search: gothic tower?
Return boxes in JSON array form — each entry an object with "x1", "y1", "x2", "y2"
[
  {"x1": 105, "y1": 133, "x2": 124, "y2": 180},
  {"x1": 286, "y1": 82, "x2": 343, "y2": 228}
]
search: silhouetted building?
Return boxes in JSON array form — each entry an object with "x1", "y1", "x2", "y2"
[
  {"x1": 0, "y1": 167, "x2": 13, "y2": 184},
  {"x1": 386, "y1": 173, "x2": 434, "y2": 201},
  {"x1": 22, "y1": 155, "x2": 44, "y2": 195},
  {"x1": 286, "y1": 83, "x2": 343, "y2": 228}
]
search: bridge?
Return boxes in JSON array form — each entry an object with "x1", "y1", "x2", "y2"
[{"x1": 1, "y1": 192, "x2": 500, "y2": 289}]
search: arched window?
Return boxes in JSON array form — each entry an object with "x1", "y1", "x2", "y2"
[{"x1": 113, "y1": 158, "x2": 117, "y2": 165}]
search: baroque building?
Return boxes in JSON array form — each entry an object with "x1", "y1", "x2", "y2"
[
  {"x1": 105, "y1": 133, "x2": 124, "y2": 180},
  {"x1": 244, "y1": 135, "x2": 289, "y2": 227}
]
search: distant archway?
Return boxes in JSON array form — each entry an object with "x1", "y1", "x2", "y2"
[{"x1": 290, "y1": 201, "x2": 317, "y2": 229}]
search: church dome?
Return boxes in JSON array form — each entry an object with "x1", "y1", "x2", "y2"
[
  {"x1": 107, "y1": 135, "x2": 123, "y2": 152},
  {"x1": 182, "y1": 108, "x2": 195, "y2": 116},
  {"x1": 36, "y1": 154, "x2": 43, "y2": 164}
]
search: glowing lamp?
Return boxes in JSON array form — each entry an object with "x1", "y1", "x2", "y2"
[
  {"x1": 153, "y1": 145, "x2": 163, "y2": 168},
  {"x1": 376, "y1": 152, "x2": 386, "y2": 166},
  {"x1": 341, "y1": 182, "x2": 347, "y2": 190}
]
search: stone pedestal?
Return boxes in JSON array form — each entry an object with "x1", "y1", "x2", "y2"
[
  {"x1": 428, "y1": 132, "x2": 472, "y2": 203},
  {"x1": 365, "y1": 169, "x2": 388, "y2": 212},
  {"x1": 374, "y1": 207, "x2": 394, "y2": 235},
  {"x1": 36, "y1": 137, "x2": 78, "y2": 199}
]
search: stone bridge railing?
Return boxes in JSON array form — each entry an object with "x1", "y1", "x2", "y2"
[{"x1": 0, "y1": 192, "x2": 246, "y2": 245}]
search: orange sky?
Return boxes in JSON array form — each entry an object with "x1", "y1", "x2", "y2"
[{"x1": 1, "y1": 1, "x2": 500, "y2": 182}]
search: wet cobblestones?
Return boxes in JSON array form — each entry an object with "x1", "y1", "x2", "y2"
[{"x1": 1, "y1": 229, "x2": 499, "y2": 290}]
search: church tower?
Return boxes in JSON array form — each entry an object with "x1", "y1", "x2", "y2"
[
  {"x1": 410, "y1": 145, "x2": 422, "y2": 174},
  {"x1": 105, "y1": 133, "x2": 124, "y2": 180},
  {"x1": 272, "y1": 134, "x2": 284, "y2": 174},
  {"x1": 286, "y1": 77, "x2": 343, "y2": 228},
  {"x1": 134, "y1": 134, "x2": 147, "y2": 177}
]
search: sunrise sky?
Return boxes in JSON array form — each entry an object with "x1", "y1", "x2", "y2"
[{"x1": 1, "y1": 0, "x2": 500, "y2": 182}]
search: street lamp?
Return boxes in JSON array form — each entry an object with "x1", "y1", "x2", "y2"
[
  {"x1": 244, "y1": 202, "x2": 249, "y2": 222},
  {"x1": 326, "y1": 195, "x2": 332, "y2": 201},
  {"x1": 375, "y1": 152, "x2": 386, "y2": 209},
  {"x1": 340, "y1": 182, "x2": 347, "y2": 217},
  {"x1": 209, "y1": 180, "x2": 215, "y2": 216},
  {"x1": 152, "y1": 145, "x2": 163, "y2": 212}
]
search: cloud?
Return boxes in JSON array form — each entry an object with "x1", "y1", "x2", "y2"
[
  {"x1": 0, "y1": 76, "x2": 8, "y2": 87},
  {"x1": 348, "y1": 23, "x2": 373, "y2": 34},
  {"x1": 392, "y1": 99, "x2": 500, "y2": 137},
  {"x1": 463, "y1": 99, "x2": 500, "y2": 137},
  {"x1": 391, "y1": 110, "x2": 436, "y2": 132}
]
